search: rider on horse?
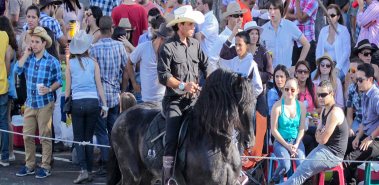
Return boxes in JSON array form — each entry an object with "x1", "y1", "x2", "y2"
[{"x1": 157, "y1": 5, "x2": 213, "y2": 184}]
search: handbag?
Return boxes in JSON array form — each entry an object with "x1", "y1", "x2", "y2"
[{"x1": 63, "y1": 94, "x2": 72, "y2": 114}]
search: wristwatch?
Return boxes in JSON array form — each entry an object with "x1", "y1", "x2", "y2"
[
  {"x1": 178, "y1": 82, "x2": 185, "y2": 91},
  {"x1": 49, "y1": 88, "x2": 52, "y2": 93},
  {"x1": 369, "y1": 135, "x2": 374, "y2": 140}
]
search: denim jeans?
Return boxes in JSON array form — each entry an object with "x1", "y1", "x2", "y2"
[
  {"x1": 0, "y1": 93, "x2": 9, "y2": 161},
  {"x1": 280, "y1": 145, "x2": 342, "y2": 185},
  {"x1": 350, "y1": 119, "x2": 361, "y2": 134},
  {"x1": 272, "y1": 139, "x2": 305, "y2": 182},
  {"x1": 95, "y1": 103, "x2": 119, "y2": 163},
  {"x1": 72, "y1": 98, "x2": 99, "y2": 171}
]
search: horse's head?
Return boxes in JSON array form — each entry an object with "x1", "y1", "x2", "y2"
[
  {"x1": 190, "y1": 68, "x2": 256, "y2": 149},
  {"x1": 232, "y1": 73, "x2": 256, "y2": 149}
]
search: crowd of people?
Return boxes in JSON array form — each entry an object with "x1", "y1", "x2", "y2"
[{"x1": 0, "y1": 0, "x2": 378, "y2": 184}]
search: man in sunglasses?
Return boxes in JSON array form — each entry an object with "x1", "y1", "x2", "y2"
[
  {"x1": 209, "y1": 1, "x2": 245, "y2": 71},
  {"x1": 281, "y1": 80, "x2": 349, "y2": 185},
  {"x1": 353, "y1": 39, "x2": 378, "y2": 64},
  {"x1": 343, "y1": 63, "x2": 379, "y2": 185}
]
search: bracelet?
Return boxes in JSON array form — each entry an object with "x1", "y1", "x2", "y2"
[{"x1": 102, "y1": 106, "x2": 109, "y2": 111}]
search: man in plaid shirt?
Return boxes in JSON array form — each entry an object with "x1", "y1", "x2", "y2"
[
  {"x1": 286, "y1": 0, "x2": 318, "y2": 72},
  {"x1": 14, "y1": 27, "x2": 62, "y2": 179},
  {"x1": 90, "y1": 0, "x2": 121, "y2": 16},
  {"x1": 88, "y1": 16, "x2": 128, "y2": 176}
]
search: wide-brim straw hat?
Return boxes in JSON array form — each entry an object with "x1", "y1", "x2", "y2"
[
  {"x1": 316, "y1": 52, "x2": 334, "y2": 66},
  {"x1": 27, "y1": 26, "x2": 52, "y2": 48},
  {"x1": 166, "y1": 5, "x2": 205, "y2": 27},
  {"x1": 69, "y1": 30, "x2": 94, "y2": 54},
  {"x1": 222, "y1": 2, "x2": 247, "y2": 20},
  {"x1": 244, "y1": 21, "x2": 263, "y2": 34},
  {"x1": 353, "y1": 39, "x2": 378, "y2": 56},
  {"x1": 154, "y1": 23, "x2": 173, "y2": 39},
  {"x1": 119, "y1": 18, "x2": 136, "y2": 31}
]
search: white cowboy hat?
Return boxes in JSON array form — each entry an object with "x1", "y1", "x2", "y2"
[
  {"x1": 119, "y1": 18, "x2": 136, "y2": 31},
  {"x1": 244, "y1": 21, "x2": 264, "y2": 34},
  {"x1": 222, "y1": 2, "x2": 247, "y2": 20},
  {"x1": 166, "y1": 5, "x2": 205, "y2": 27},
  {"x1": 69, "y1": 30, "x2": 94, "y2": 54}
]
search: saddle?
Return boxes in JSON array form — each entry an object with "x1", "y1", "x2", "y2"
[{"x1": 143, "y1": 112, "x2": 190, "y2": 170}]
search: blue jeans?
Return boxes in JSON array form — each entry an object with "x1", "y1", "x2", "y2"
[
  {"x1": 280, "y1": 145, "x2": 342, "y2": 185},
  {"x1": 95, "y1": 104, "x2": 119, "y2": 163},
  {"x1": 272, "y1": 139, "x2": 305, "y2": 182},
  {"x1": 342, "y1": 12, "x2": 351, "y2": 35},
  {"x1": 351, "y1": 118, "x2": 361, "y2": 133},
  {"x1": 72, "y1": 98, "x2": 99, "y2": 171},
  {"x1": 0, "y1": 93, "x2": 9, "y2": 161}
]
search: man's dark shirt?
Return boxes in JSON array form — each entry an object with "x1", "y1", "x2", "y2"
[{"x1": 157, "y1": 33, "x2": 212, "y2": 97}]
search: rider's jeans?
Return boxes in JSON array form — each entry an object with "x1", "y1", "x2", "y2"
[{"x1": 163, "y1": 96, "x2": 196, "y2": 156}]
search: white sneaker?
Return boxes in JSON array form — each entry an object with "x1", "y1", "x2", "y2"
[
  {"x1": 8, "y1": 155, "x2": 15, "y2": 162},
  {"x1": 0, "y1": 160, "x2": 9, "y2": 167}
]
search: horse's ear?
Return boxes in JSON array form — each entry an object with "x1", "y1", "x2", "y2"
[{"x1": 237, "y1": 73, "x2": 243, "y2": 85}]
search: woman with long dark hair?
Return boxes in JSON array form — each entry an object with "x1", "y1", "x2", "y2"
[
  {"x1": 82, "y1": 6, "x2": 103, "y2": 43},
  {"x1": 267, "y1": 64, "x2": 290, "y2": 115},
  {"x1": 0, "y1": 15, "x2": 19, "y2": 162},
  {"x1": 56, "y1": 0, "x2": 84, "y2": 36},
  {"x1": 65, "y1": 30, "x2": 107, "y2": 183},
  {"x1": 18, "y1": 5, "x2": 40, "y2": 58}
]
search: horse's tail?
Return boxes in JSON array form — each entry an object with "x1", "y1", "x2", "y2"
[{"x1": 107, "y1": 145, "x2": 122, "y2": 185}]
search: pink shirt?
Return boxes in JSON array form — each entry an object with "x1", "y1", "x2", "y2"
[
  {"x1": 143, "y1": 2, "x2": 163, "y2": 16},
  {"x1": 356, "y1": 0, "x2": 379, "y2": 47},
  {"x1": 298, "y1": 85, "x2": 317, "y2": 112}
]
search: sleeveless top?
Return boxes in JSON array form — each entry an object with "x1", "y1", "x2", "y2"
[
  {"x1": 62, "y1": 3, "x2": 84, "y2": 38},
  {"x1": 278, "y1": 99, "x2": 301, "y2": 140},
  {"x1": 7, "y1": 50, "x2": 17, "y2": 99},
  {"x1": 70, "y1": 57, "x2": 97, "y2": 99},
  {"x1": 321, "y1": 104, "x2": 349, "y2": 158}
]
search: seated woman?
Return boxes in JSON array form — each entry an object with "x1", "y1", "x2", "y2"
[
  {"x1": 316, "y1": 4, "x2": 351, "y2": 83},
  {"x1": 295, "y1": 61, "x2": 322, "y2": 155},
  {"x1": 269, "y1": 77, "x2": 306, "y2": 185},
  {"x1": 313, "y1": 53, "x2": 345, "y2": 109},
  {"x1": 267, "y1": 64, "x2": 289, "y2": 116}
]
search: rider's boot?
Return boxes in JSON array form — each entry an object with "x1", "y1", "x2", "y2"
[{"x1": 163, "y1": 156, "x2": 175, "y2": 185}]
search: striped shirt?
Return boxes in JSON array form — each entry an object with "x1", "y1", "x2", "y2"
[
  {"x1": 14, "y1": 50, "x2": 63, "y2": 109},
  {"x1": 90, "y1": 0, "x2": 121, "y2": 16},
  {"x1": 289, "y1": 0, "x2": 318, "y2": 47},
  {"x1": 356, "y1": 0, "x2": 379, "y2": 47},
  {"x1": 89, "y1": 38, "x2": 127, "y2": 108},
  {"x1": 23, "y1": 12, "x2": 64, "y2": 40}
]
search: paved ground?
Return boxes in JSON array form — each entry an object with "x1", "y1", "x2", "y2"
[{"x1": 0, "y1": 147, "x2": 106, "y2": 185}]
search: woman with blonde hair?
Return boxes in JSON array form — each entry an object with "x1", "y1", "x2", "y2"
[{"x1": 313, "y1": 53, "x2": 344, "y2": 109}]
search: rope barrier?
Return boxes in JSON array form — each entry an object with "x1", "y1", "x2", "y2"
[
  {"x1": 0, "y1": 129, "x2": 110, "y2": 148},
  {"x1": 240, "y1": 155, "x2": 379, "y2": 164},
  {"x1": 1, "y1": 129, "x2": 378, "y2": 164}
]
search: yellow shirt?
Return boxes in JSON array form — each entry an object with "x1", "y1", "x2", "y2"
[{"x1": 0, "y1": 31, "x2": 9, "y2": 95}]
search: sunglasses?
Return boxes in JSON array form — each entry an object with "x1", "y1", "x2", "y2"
[
  {"x1": 296, "y1": 69, "x2": 309, "y2": 75},
  {"x1": 356, "y1": 77, "x2": 367, "y2": 83},
  {"x1": 284, "y1": 88, "x2": 296, "y2": 93},
  {"x1": 86, "y1": 12, "x2": 93, "y2": 17},
  {"x1": 330, "y1": 13, "x2": 338, "y2": 18},
  {"x1": 361, "y1": 52, "x2": 372, "y2": 57},
  {"x1": 231, "y1": 14, "x2": 243, "y2": 18},
  {"x1": 348, "y1": 68, "x2": 355, "y2": 73},
  {"x1": 317, "y1": 92, "x2": 331, "y2": 98},
  {"x1": 320, "y1": 62, "x2": 332, "y2": 68}
]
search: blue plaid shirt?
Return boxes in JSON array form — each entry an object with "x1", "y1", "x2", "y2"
[
  {"x1": 14, "y1": 50, "x2": 63, "y2": 109},
  {"x1": 90, "y1": 0, "x2": 121, "y2": 16},
  {"x1": 23, "y1": 12, "x2": 64, "y2": 40}
]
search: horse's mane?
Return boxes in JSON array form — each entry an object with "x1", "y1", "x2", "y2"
[{"x1": 189, "y1": 68, "x2": 255, "y2": 146}]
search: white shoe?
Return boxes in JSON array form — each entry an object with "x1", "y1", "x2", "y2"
[{"x1": 8, "y1": 155, "x2": 15, "y2": 162}]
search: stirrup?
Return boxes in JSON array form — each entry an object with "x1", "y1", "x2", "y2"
[{"x1": 167, "y1": 177, "x2": 179, "y2": 185}]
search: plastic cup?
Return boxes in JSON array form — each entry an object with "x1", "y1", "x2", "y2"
[
  {"x1": 37, "y1": 83, "x2": 44, "y2": 95},
  {"x1": 69, "y1": 20, "x2": 76, "y2": 37}
]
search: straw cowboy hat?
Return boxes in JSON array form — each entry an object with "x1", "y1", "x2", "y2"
[
  {"x1": 38, "y1": 0, "x2": 62, "y2": 9},
  {"x1": 222, "y1": 1, "x2": 247, "y2": 20},
  {"x1": 119, "y1": 18, "x2": 136, "y2": 31},
  {"x1": 154, "y1": 23, "x2": 173, "y2": 39},
  {"x1": 353, "y1": 39, "x2": 378, "y2": 56},
  {"x1": 316, "y1": 52, "x2": 334, "y2": 66},
  {"x1": 69, "y1": 30, "x2": 94, "y2": 54},
  {"x1": 27, "y1": 26, "x2": 52, "y2": 48},
  {"x1": 166, "y1": 5, "x2": 205, "y2": 27},
  {"x1": 244, "y1": 21, "x2": 263, "y2": 34}
]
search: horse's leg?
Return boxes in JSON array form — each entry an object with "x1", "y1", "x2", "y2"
[{"x1": 139, "y1": 170, "x2": 157, "y2": 185}]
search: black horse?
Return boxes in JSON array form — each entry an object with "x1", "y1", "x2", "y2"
[{"x1": 107, "y1": 68, "x2": 256, "y2": 185}]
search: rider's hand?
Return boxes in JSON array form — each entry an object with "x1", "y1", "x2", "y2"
[{"x1": 184, "y1": 82, "x2": 198, "y2": 94}]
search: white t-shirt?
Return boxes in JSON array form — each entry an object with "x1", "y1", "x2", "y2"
[
  {"x1": 199, "y1": 11, "x2": 219, "y2": 57},
  {"x1": 129, "y1": 41, "x2": 165, "y2": 102}
]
